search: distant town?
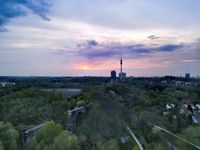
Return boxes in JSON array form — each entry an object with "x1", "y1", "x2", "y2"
[{"x1": 1, "y1": 65, "x2": 200, "y2": 150}]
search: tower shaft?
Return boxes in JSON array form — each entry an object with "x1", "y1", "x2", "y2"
[{"x1": 120, "y1": 58, "x2": 123, "y2": 74}]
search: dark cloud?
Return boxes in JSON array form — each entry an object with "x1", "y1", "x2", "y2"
[
  {"x1": 76, "y1": 41, "x2": 185, "y2": 59},
  {"x1": 147, "y1": 35, "x2": 160, "y2": 40},
  {"x1": 0, "y1": 0, "x2": 51, "y2": 31},
  {"x1": 159, "y1": 44, "x2": 184, "y2": 52},
  {"x1": 78, "y1": 45, "x2": 151, "y2": 59},
  {"x1": 77, "y1": 40, "x2": 98, "y2": 48},
  {"x1": 87, "y1": 40, "x2": 98, "y2": 46},
  {"x1": 80, "y1": 50, "x2": 117, "y2": 58}
]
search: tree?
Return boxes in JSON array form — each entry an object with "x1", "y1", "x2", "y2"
[
  {"x1": 175, "y1": 126, "x2": 200, "y2": 149},
  {"x1": 40, "y1": 121, "x2": 62, "y2": 145},
  {"x1": 53, "y1": 131, "x2": 80, "y2": 150},
  {"x1": 132, "y1": 146, "x2": 139, "y2": 150},
  {"x1": 27, "y1": 121, "x2": 80, "y2": 150},
  {"x1": 28, "y1": 121, "x2": 62, "y2": 149},
  {"x1": 100, "y1": 139, "x2": 119, "y2": 150},
  {"x1": 0, "y1": 142, "x2": 3, "y2": 150},
  {"x1": 0, "y1": 122, "x2": 19, "y2": 150}
]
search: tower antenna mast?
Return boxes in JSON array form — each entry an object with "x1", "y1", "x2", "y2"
[{"x1": 120, "y1": 57, "x2": 123, "y2": 74}]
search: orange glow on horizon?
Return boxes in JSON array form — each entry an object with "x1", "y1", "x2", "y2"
[
  {"x1": 72, "y1": 57, "x2": 171, "y2": 71},
  {"x1": 72, "y1": 59, "x2": 118, "y2": 70},
  {"x1": 80, "y1": 65, "x2": 93, "y2": 70},
  {"x1": 79, "y1": 64, "x2": 113, "y2": 70}
]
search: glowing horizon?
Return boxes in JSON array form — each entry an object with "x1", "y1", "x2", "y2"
[{"x1": 0, "y1": 0, "x2": 200, "y2": 76}]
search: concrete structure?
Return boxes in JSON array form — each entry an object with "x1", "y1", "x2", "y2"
[
  {"x1": 175, "y1": 81, "x2": 191, "y2": 86},
  {"x1": 119, "y1": 57, "x2": 126, "y2": 80},
  {"x1": 120, "y1": 57, "x2": 123, "y2": 74},
  {"x1": 185, "y1": 73, "x2": 190, "y2": 81},
  {"x1": 192, "y1": 115, "x2": 200, "y2": 124},
  {"x1": 119, "y1": 72, "x2": 126, "y2": 79},
  {"x1": 43, "y1": 88, "x2": 81, "y2": 97},
  {"x1": 110, "y1": 70, "x2": 116, "y2": 80},
  {"x1": 166, "y1": 104, "x2": 175, "y2": 110},
  {"x1": 127, "y1": 126, "x2": 144, "y2": 150},
  {"x1": 22, "y1": 122, "x2": 47, "y2": 145},
  {"x1": 161, "y1": 80, "x2": 167, "y2": 85},
  {"x1": 67, "y1": 106, "x2": 86, "y2": 132}
]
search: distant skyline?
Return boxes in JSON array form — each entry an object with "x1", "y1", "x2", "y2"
[{"x1": 0, "y1": 0, "x2": 200, "y2": 76}]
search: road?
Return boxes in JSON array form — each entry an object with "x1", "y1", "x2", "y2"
[
  {"x1": 127, "y1": 126, "x2": 144, "y2": 150},
  {"x1": 153, "y1": 124, "x2": 200, "y2": 150}
]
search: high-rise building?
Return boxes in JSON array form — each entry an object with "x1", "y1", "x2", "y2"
[
  {"x1": 111, "y1": 70, "x2": 116, "y2": 80},
  {"x1": 185, "y1": 73, "x2": 190, "y2": 81}
]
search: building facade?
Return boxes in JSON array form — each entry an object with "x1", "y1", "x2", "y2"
[{"x1": 111, "y1": 70, "x2": 117, "y2": 80}]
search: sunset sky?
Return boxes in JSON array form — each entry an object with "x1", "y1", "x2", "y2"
[{"x1": 0, "y1": 0, "x2": 200, "y2": 76}]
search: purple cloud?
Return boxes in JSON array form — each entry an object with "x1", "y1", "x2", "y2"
[
  {"x1": 147, "y1": 35, "x2": 160, "y2": 40},
  {"x1": 76, "y1": 41, "x2": 185, "y2": 59},
  {"x1": 159, "y1": 44, "x2": 184, "y2": 52},
  {"x1": 87, "y1": 40, "x2": 98, "y2": 46}
]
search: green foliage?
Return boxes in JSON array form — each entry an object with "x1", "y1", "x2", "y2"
[
  {"x1": 0, "y1": 122, "x2": 19, "y2": 150},
  {"x1": 151, "y1": 97, "x2": 161, "y2": 106},
  {"x1": 0, "y1": 142, "x2": 3, "y2": 150},
  {"x1": 1, "y1": 77, "x2": 200, "y2": 149},
  {"x1": 147, "y1": 143, "x2": 165, "y2": 150},
  {"x1": 53, "y1": 131, "x2": 80, "y2": 150},
  {"x1": 37, "y1": 121, "x2": 62, "y2": 145},
  {"x1": 100, "y1": 139, "x2": 119, "y2": 150},
  {"x1": 166, "y1": 90, "x2": 189, "y2": 102},
  {"x1": 105, "y1": 83, "x2": 129, "y2": 95},
  {"x1": 147, "y1": 127, "x2": 161, "y2": 143},
  {"x1": 132, "y1": 106, "x2": 142, "y2": 112},
  {"x1": 77, "y1": 91, "x2": 127, "y2": 149},
  {"x1": 27, "y1": 121, "x2": 80, "y2": 150},
  {"x1": 118, "y1": 136, "x2": 135, "y2": 150},
  {"x1": 176, "y1": 126, "x2": 200, "y2": 148},
  {"x1": 132, "y1": 146, "x2": 139, "y2": 150},
  {"x1": 0, "y1": 88, "x2": 74, "y2": 126}
]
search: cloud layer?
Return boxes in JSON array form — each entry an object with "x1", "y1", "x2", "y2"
[
  {"x1": 53, "y1": 0, "x2": 200, "y2": 30},
  {"x1": 0, "y1": 0, "x2": 50, "y2": 31},
  {"x1": 0, "y1": 1, "x2": 200, "y2": 76},
  {"x1": 75, "y1": 40, "x2": 185, "y2": 59}
]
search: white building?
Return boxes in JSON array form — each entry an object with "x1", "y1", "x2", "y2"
[
  {"x1": 119, "y1": 72, "x2": 126, "y2": 80},
  {"x1": 0, "y1": 82, "x2": 15, "y2": 87}
]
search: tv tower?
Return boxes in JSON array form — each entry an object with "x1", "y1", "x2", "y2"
[
  {"x1": 120, "y1": 57, "x2": 123, "y2": 74},
  {"x1": 119, "y1": 57, "x2": 126, "y2": 80}
]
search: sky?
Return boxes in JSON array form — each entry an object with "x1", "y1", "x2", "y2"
[{"x1": 0, "y1": 0, "x2": 200, "y2": 77}]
